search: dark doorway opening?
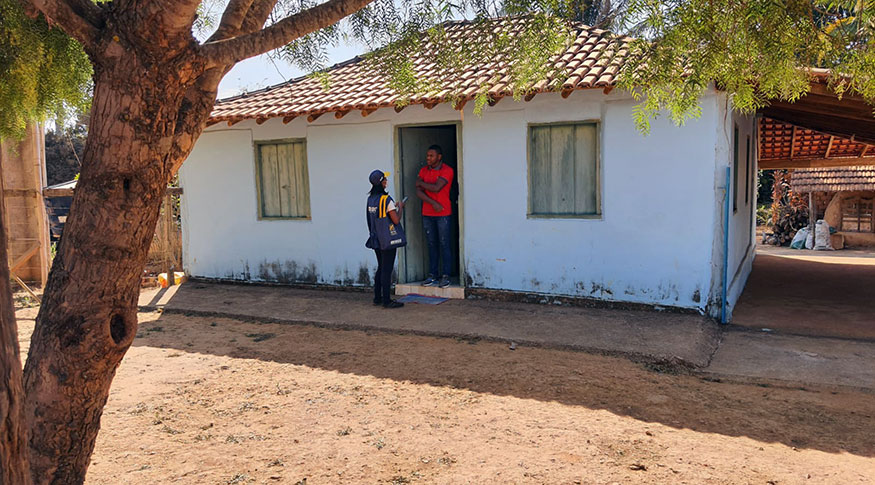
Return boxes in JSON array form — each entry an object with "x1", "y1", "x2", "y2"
[{"x1": 396, "y1": 124, "x2": 460, "y2": 284}]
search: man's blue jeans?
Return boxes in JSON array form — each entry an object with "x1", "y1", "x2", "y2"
[{"x1": 422, "y1": 215, "x2": 452, "y2": 277}]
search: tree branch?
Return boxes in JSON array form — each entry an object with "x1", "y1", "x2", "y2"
[
  {"x1": 200, "y1": 0, "x2": 375, "y2": 67},
  {"x1": 208, "y1": 0, "x2": 258, "y2": 42},
  {"x1": 239, "y1": 0, "x2": 280, "y2": 34},
  {"x1": 151, "y1": 0, "x2": 204, "y2": 35},
  {"x1": 22, "y1": 0, "x2": 104, "y2": 47}
]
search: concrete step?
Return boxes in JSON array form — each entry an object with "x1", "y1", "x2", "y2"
[{"x1": 395, "y1": 282, "x2": 465, "y2": 299}]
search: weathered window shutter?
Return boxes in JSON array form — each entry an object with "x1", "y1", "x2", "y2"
[
  {"x1": 529, "y1": 123, "x2": 600, "y2": 216},
  {"x1": 257, "y1": 140, "x2": 310, "y2": 219}
]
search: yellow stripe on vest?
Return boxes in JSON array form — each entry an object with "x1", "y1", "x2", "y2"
[{"x1": 379, "y1": 195, "x2": 388, "y2": 218}]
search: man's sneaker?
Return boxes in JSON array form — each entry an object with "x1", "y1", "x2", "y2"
[
  {"x1": 423, "y1": 275, "x2": 437, "y2": 286},
  {"x1": 383, "y1": 300, "x2": 404, "y2": 309},
  {"x1": 439, "y1": 275, "x2": 451, "y2": 288}
]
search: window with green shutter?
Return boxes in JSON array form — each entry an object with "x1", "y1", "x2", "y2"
[
  {"x1": 255, "y1": 139, "x2": 310, "y2": 219},
  {"x1": 528, "y1": 122, "x2": 600, "y2": 217}
]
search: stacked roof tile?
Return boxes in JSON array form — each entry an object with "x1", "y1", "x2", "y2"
[
  {"x1": 791, "y1": 166, "x2": 875, "y2": 192},
  {"x1": 210, "y1": 17, "x2": 632, "y2": 124}
]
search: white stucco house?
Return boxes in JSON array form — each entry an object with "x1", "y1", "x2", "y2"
[{"x1": 179, "y1": 18, "x2": 757, "y2": 321}]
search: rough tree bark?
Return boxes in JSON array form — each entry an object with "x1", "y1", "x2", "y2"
[
  {"x1": 0, "y1": 188, "x2": 31, "y2": 484},
  {"x1": 22, "y1": 54, "x2": 202, "y2": 483},
  {"x1": 10, "y1": 0, "x2": 377, "y2": 482}
]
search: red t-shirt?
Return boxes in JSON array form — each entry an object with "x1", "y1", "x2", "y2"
[{"x1": 419, "y1": 163, "x2": 454, "y2": 217}]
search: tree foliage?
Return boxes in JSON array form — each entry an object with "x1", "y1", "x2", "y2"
[
  {"x1": 619, "y1": 0, "x2": 875, "y2": 132},
  {"x1": 0, "y1": 0, "x2": 90, "y2": 138},
  {"x1": 5, "y1": 0, "x2": 875, "y2": 141}
]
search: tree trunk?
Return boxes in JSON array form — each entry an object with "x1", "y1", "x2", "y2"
[
  {"x1": 21, "y1": 52, "x2": 203, "y2": 483},
  {"x1": 0, "y1": 184, "x2": 31, "y2": 484}
]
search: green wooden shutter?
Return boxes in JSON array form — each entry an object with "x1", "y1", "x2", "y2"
[
  {"x1": 573, "y1": 123, "x2": 599, "y2": 215},
  {"x1": 530, "y1": 125, "x2": 553, "y2": 214},
  {"x1": 529, "y1": 123, "x2": 599, "y2": 216},
  {"x1": 257, "y1": 141, "x2": 310, "y2": 218},
  {"x1": 259, "y1": 144, "x2": 282, "y2": 217}
]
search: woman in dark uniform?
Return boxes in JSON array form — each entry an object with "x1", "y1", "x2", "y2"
[{"x1": 366, "y1": 170, "x2": 405, "y2": 309}]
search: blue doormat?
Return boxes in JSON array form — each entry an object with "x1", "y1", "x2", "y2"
[{"x1": 397, "y1": 294, "x2": 449, "y2": 305}]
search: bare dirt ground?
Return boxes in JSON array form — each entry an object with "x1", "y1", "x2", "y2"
[
  {"x1": 733, "y1": 246, "x2": 875, "y2": 340},
  {"x1": 12, "y1": 300, "x2": 875, "y2": 485}
]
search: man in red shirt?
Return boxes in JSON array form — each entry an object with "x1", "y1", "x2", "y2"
[{"x1": 416, "y1": 145, "x2": 454, "y2": 288}]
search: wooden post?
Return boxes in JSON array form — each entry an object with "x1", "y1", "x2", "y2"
[
  {"x1": 809, "y1": 191, "x2": 816, "y2": 250},
  {"x1": 163, "y1": 193, "x2": 174, "y2": 286},
  {"x1": 0, "y1": 171, "x2": 31, "y2": 485},
  {"x1": 34, "y1": 125, "x2": 50, "y2": 288}
]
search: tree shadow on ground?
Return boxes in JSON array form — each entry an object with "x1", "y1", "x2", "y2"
[{"x1": 132, "y1": 311, "x2": 875, "y2": 458}]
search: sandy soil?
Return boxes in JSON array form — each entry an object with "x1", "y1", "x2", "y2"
[{"x1": 12, "y1": 304, "x2": 875, "y2": 485}]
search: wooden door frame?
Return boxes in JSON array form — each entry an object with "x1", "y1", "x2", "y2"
[{"x1": 393, "y1": 121, "x2": 464, "y2": 286}]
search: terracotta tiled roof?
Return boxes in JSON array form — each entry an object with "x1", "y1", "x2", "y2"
[
  {"x1": 759, "y1": 117, "x2": 872, "y2": 161},
  {"x1": 791, "y1": 166, "x2": 875, "y2": 192},
  {"x1": 210, "y1": 17, "x2": 632, "y2": 124}
]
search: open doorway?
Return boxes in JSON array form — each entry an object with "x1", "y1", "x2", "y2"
[{"x1": 395, "y1": 124, "x2": 461, "y2": 285}]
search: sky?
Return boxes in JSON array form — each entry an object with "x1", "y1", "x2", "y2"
[{"x1": 216, "y1": 40, "x2": 365, "y2": 99}]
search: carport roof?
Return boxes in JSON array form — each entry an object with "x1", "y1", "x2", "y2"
[
  {"x1": 759, "y1": 117, "x2": 873, "y2": 168},
  {"x1": 760, "y1": 70, "x2": 875, "y2": 146}
]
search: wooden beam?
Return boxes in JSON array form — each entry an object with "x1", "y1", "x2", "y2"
[
  {"x1": 824, "y1": 136, "x2": 835, "y2": 158},
  {"x1": 761, "y1": 108, "x2": 875, "y2": 145},
  {"x1": 767, "y1": 96, "x2": 874, "y2": 122},
  {"x1": 561, "y1": 89, "x2": 573, "y2": 99},
  {"x1": 860, "y1": 145, "x2": 870, "y2": 158},
  {"x1": 255, "y1": 117, "x2": 268, "y2": 125},
  {"x1": 306, "y1": 113, "x2": 323, "y2": 122},
  {"x1": 758, "y1": 156, "x2": 875, "y2": 170},
  {"x1": 487, "y1": 97, "x2": 501, "y2": 107},
  {"x1": 603, "y1": 85, "x2": 614, "y2": 95},
  {"x1": 454, "y1": 99, "x2": 467, "y2": 111},
  {"x1": 282, "y1": 115, "x2": 297, "y2": 124},
  {"x1": 361, "y1": 108, "x2": 377, "y2": 117},
  {"x1": 205, "y1": 120, "x2": 219, "y2": 127},
  {"x1": 789, "y1": 125, "x2": 797, "y2": 159},
  {"x1": 42, "y1": 188, "x2": 74, "y2": 197},
  {"x1": 524, "y1": 93, "x2": 537, "y2": 102},
  {"x1": 227, "y1": 119, "x2": 241, "y2": 127},
  {"x1": 2, "y1": 189, "x2": 38, "y2": 198},
  {"x1": 9, "y1": 243, "x2": 39, "y2": 274},
  {"x1": 11, "y1": 272, "x2": 39, "y2": 303},
  {"x1": 423, "y1": 102, "x2": 438, "y2": 110},
  {"x1": 394, "y1": 105, "x2": 406, "y2": 113},
  {"x1": 334, "y1": 110, "x2": 350, "y2": 119}
]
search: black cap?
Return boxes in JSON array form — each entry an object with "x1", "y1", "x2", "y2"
[{"x1": 369, "y1": 169, "x2": 389, "y2": 185}]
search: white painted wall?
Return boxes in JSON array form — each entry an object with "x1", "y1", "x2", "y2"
[
  {"x1": 461, "y1": 91, "x2": 721, "y2": 310},
  {"x1": 713, "y1": 99, "x2": 757, "y2": 319},
  {"x1": 180, "y1": 89, "x2": 732, "y2": 312}
]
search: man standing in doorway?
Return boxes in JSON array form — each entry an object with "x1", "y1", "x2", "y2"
[{"x1": 416, "y1": 145, "x2": 454, "y2": 288}]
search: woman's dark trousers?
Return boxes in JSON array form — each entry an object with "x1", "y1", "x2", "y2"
[{"x1": 373, "y1": 248, "x2": 397, "y2": 304}]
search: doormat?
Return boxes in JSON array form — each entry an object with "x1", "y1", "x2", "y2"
[{"x1": 397, "y1": 294, "x2": 449, "y2": 305}]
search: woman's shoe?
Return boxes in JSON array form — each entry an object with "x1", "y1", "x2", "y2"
[{"x1": 383, "y1": 300, "x2": 404, "y2": 309}]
